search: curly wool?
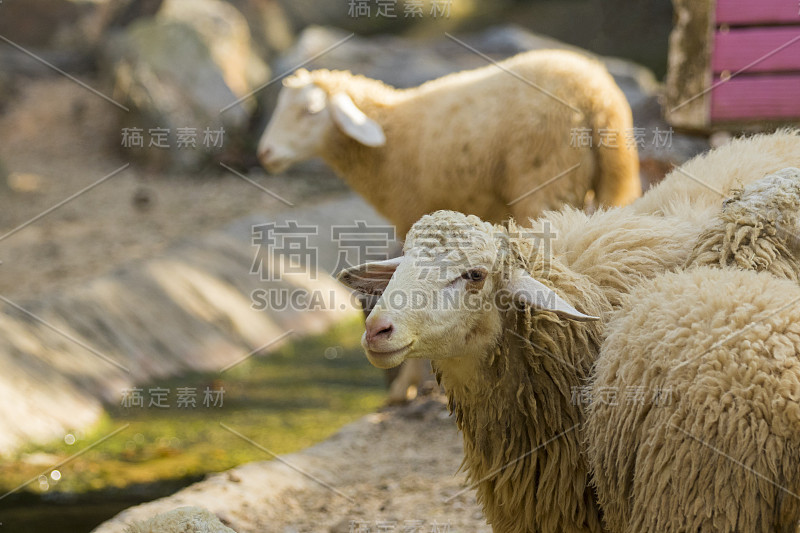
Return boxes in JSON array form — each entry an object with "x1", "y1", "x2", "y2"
[
  {"x1": 686, "y1": 167, "x2": 800, "y2": 281},
  {"x1": 588, "y1": 169, "x2": 800, "y2": 533},
  {"x1": 413, "y1": 208, "x2": 704, "y2": 533},
  {"x1": 630, "y1": 129, "x2": 800, "y2": 226},
  {"x1": 435, "y1": 229, "x2": 608, "y2": 533},
  {"x1": 588, "y1": 269, "x2": 800, "y2": 533}
]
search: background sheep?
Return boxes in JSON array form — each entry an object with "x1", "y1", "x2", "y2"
[
  {"x1": 258, "y1": 51, "x2": 642, "y2": 237},
  {"x1": 337, "y1": 207, "x2": 703, "y2": 533},
  {"x1": 125, "y1": 506, "x2": 236, "y2": 533},
  {"x1": 587, "y1": 168, "x2": 800, "y2": 532}
]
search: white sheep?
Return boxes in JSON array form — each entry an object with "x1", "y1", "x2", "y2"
[
  {"x1": 258, "y1": 51, "x2": 642, "y2": 236},
  {"x1": 589, "y1": 269, "x2": 800, "y2": 533},
  {"x1": 337, "y1": 206, "x2": 704, "y2": 533},
  {"x1": 260, "y1": 50, "x2": 641, "y2": 404},
  {"x1": 587, "y1": 168, "x2": 800, "y2": 532},
  {"x1": 630, "y1": 128, "x2": 800, "y2": 224},
  {"x1": 686, "y1": 166, "x2": 800, "y2": 279},
  {"x1": 125, "y1": 506, "x2": 236, "y2": 533}
]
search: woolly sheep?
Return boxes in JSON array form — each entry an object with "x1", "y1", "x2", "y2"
[
  {"x1": 258, "y1": 50, "x2": 642, "y2": 237},
  {"x1": 589, "y1": 269, "x2": 800, "y2": 533},
  {"x1": 686, "y1": 166, "x2": 800, "y2": 279},
  {"x1": 630, "y1": 128, "x2": 800, "y2": 224},
  {"x1": 337, "y1": 206, "x2": 704, "y2": 533},
  {"x1": 125, "y1": 506, "x2": 236, "y2": 533},
  {"x1": 587, "y1": 168, "x2": 800, "y2": 532}
]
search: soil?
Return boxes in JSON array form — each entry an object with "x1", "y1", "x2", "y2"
[
  {"x1": 0, "y1": 76, "x2": 346, "y2": 301},
  {"x1": 262, "y1": 399, "x2": 489, "y2": 533}
]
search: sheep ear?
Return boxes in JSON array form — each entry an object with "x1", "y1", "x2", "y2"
[
  {"x1": 507, "y1": 269, "x2": 600, "y2": 322},
  {"x1": 337, "y1": 257, "x2": 402, "y2": 294},
  {"x1": 329, "y1": 93, "x2": 386, "y2": 147}
]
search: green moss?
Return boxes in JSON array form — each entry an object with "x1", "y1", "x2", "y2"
[{"x1": 0, "y1": 318, "x2": 382, "y2": 495}]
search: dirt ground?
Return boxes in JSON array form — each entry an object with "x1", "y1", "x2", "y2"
[
  {"x1": 263, "y1": 399, "x2": 489, "y2": 533},
  {"x1": 0, "y1": 76, "x2": 346, "y2": 301}
]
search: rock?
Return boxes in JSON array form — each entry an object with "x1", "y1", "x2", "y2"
[
  {"x1": 66, "y1": 0, "x2": 167, "y2": 52},
  {"x1": 101, "y1": 0, "x2": 274, "y2": 171},
  {"x1": 224, "y1": 0, "x2": 295, "y2": 59},
  {"x1": 0, "y1": 0, "x2": 89, "y2": 48},
  {"x1": 0, "y1": 0, "x2": 165, "y2": 60},
  {"x1": 159, "y1": 0, "x2": 270, "y2": 99},
  {"x1": 631, "y1": 92, "x2": 709, "y2": 191},
  {"x1": 271, "y1": 26, "x2": 458, "y2": 91},
  {"x1": 105, "y1": 20, "x2": 247, "y2": 171},
  {"x1": 274, "y1": 0, "x2": 416, "y2": 36},
  {"x1": 125, "y1": 506, "x2": 237, "y2": 533},
  {"x1": 103, "y1": 0, "x2": 166, "y2": 31}
]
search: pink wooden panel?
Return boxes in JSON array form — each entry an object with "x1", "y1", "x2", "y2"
[
  {"x1": 710, "y1": 75, "x2": 800, "y2": 121},
  {"x1": 713, "y1": 27, "x2": 800, "y2": 72},
  {"x1": 716, "y1": 0, "x2": 800, "y2": 25}
]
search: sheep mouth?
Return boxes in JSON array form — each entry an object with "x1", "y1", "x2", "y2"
[
  {"x1": 364, "y1": 343, "x2": 413, "y2": 368},
  {"x1": 262, "y1": 158, "x2": 292, "y2": 174}
]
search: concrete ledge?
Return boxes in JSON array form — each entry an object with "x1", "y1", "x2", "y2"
[{"x1": 0, "y1": 194, "x2": 394, "y2": 454}]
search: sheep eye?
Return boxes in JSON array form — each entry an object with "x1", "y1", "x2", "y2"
[{"x1": 462, "y1": 269, "x2": 486, "y2": 282}]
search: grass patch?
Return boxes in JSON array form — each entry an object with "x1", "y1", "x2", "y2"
[{"x1": 0, "y1": 318, "x2": 383, "y2": 496}]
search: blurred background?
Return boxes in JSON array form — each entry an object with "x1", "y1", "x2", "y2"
[{"x1": 0, "y1": 0, "x2": 721, "y2": 531}]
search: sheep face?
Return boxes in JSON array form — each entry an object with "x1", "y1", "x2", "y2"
[
  {"x1": 257, "y1": 81, "x2": 334, "y2": 173},
  {"x1": 337, "y1": 211, "x2": 598, "y2": 370},
  {"x1": 257, "y1": 69, "x2": 385, "y2": 173}
]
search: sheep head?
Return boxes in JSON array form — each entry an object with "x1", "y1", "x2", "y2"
[
  {"x1": 722, "y1": 167, "x2": 800, "y2": 250},
  {"x1": 337, "y1": 211, "x2": 598, "y2": 370},
  {"x1": 257, "y1": 68, "x2": 386, "y2": 173}
]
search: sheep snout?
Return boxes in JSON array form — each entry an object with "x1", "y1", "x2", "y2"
[
  {"x1": 361, "y1": 314, "x2": 412, "y2": 369},
  {"x1": 365, "y1": 316, "x2": 394, "y2": 344},
  {"x1": 257, "y1": 145, "x2": 291, "y2": 174}
]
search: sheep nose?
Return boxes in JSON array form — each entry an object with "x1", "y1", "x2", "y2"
[
  {"x1": 257, "y1": 146, "x2": 272, "y2": 163},
  {"x1": 365, "y1": 316, "x2": 394, "y2": 344}
]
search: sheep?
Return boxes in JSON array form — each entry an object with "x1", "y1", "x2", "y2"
[
  {"x1": 686, "y1": 166, "x2": 800, "y2": 279},
  {"x1": 586, "y1": 168, "x2": 800, "y2": 532},
  {"x1": 125, "y1": 506, "x2": 237, "y2": 533},
  {"x1": 260, "y1": 50, "x2": 641, "y2": 404},
  {"x1": 630, "y1": 128, "x2": 800, "y2": 224},
  {"x1": 337, "y1": 206, "x2": 705, "y2": 533},
  {"x1": 587, "y1": 269, "x2": 800, "y2": 533},
  {"x1": 258, "y1": 50, "x2": 642, "y2": 237}
]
